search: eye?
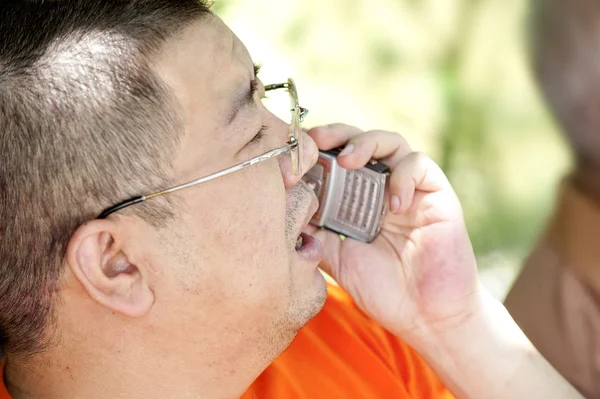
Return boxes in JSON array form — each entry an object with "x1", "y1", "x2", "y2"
[{"x1": 249, "y1": 125, "x2": 268, "y2": 145}]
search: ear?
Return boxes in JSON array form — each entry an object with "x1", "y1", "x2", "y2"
[{"x1": 66, "y1": 219, "x2": 154, "y2": 317}]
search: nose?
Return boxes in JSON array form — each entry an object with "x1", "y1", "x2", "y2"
[{"x1": 278, "y1": 129, "x2": 319, "y2": 189}]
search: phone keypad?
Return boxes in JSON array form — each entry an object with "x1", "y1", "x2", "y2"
[{"x1": 337, "y1": 170, "x2": 380, "y2": 231}]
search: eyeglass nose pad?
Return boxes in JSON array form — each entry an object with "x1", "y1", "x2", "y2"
[{"x1": 299, "y1": 107, "x2": 308, "y2": 122}]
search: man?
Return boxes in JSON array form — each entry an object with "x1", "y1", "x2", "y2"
[
  {"x1": 505, "y1": 0, "x2": 600, "y2": 397},
  {"x1": 0, "y1": 1, "x2": 581, "y2": 398}
]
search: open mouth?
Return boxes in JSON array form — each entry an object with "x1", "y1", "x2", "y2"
[
  {"x1": 292, "y1": 192, "x2": 323, "y2": 263},
  {"x1": 294, "y1": 232, "x2": 323, "y2": 263}
]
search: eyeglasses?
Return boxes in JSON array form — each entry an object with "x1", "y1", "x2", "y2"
[{"x1": 98, "y1": 78, "x2": 308, "y2": 219}]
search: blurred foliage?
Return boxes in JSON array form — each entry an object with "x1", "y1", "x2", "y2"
[{"x1": 216, "y1": 0, "x2": 572, "y2": 297}]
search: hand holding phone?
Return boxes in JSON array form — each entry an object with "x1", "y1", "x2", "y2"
[{"x1": 306, "y1": 124, "x2": 479, "y2": 343}]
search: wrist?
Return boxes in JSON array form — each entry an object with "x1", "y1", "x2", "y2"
[
  {"x1": 408, "y1": 286, "x2": 528, "y2": 354},
  {"x1": 399, "y1": 286, "x2": 539, "y2": 398},
  {"x1": 399, "y1": 284, "x2": 486, "y2": 346}
]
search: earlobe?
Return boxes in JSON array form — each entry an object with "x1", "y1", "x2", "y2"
[{"x1": 66, "y1": 220, "x2": 155, "y2": 318}]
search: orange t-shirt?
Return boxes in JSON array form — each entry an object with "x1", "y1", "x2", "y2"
[
  {"x1": 0, "y1": 285, "x2": 453, "y2": 399},
  {"x1": 241, "y1": 284, "x2": 453, "y2": 398}
]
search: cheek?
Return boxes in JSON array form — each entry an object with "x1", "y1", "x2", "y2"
[
  {"x1": 213, "y1": 163, "x2": 285, "y2": 254},
  {"x1": 205, "y1": 165, "x2": 292, "y2": 327},
  {"x1": 177, "y1": 161, "x2": 290, "y2": 302}
]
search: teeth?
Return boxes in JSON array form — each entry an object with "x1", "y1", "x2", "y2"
[{"x1": 295, "y1": 235, "x2": 303, "y2": 250}]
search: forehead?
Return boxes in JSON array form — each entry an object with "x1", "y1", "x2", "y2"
[{"x1": 155, "y1": 14, "x2": 252, "y2": 116}]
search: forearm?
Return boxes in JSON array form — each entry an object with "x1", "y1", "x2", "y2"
[{"x1": 405, "y1": 287, "x2": 583, "y2": 399}]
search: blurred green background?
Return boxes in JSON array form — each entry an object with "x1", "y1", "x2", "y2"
[{"x1": 216, "y1": 0, "x2": 572, "y2": 300}]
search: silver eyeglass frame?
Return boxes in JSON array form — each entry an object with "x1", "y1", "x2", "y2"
[{"x1": 98, "y1": 78, "x2": 307, "y2": 219}]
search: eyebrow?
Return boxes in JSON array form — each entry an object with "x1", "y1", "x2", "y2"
[{"x1": 224, "y1": 64, "x2": 262, "y2": 126}]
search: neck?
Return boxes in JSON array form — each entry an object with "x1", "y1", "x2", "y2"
[{"x1": 5, "y1": 338, "x2": 263, "y2": 399}]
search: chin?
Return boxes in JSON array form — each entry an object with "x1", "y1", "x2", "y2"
[
  {"x1": 290, "y1": 270, "x2": 328, "y2": 330},
  {"x1": 255, "y1": 272, "x2": 328, "y2": 365}
]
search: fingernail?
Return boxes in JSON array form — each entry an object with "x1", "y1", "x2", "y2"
[
  {"x1": 339, "y1": 143, "x2": 355, "y2": 157},
  {"x1": 390, "y1": 195, "x2": 401, "y2": 213}
]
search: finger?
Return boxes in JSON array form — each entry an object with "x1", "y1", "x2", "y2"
[
  {"x1": 388, "y1": 152, "x2": 452, "y2": 214},
  {"x1": 307, "y1": 123, "x2": 364, "y2": 150},
  {"x1": 279, "y1": 131, "x2": 319, "y2": 189},
  {"x1": 335, "y1": 130, "x2": 412, "y2": 171}
]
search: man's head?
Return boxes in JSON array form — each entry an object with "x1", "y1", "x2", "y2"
[
  {"x1": 531, "y1": 0, "x2": 600, "y2": 168},
  {"x1": 0, "y1": 0, "x2": 327, "y2": 389}
]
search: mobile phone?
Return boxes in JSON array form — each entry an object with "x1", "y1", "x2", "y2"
[{"x1": 302, "y1": 147, "x2": 390, "y2": 243}]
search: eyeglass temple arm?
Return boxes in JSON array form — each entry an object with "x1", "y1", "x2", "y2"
[
  {"x1": 98, "y1": 196, "x2": 145, "y2": 219},
  {"x1": 98, "y1": 139, "x2": 299, "y2": 219}
]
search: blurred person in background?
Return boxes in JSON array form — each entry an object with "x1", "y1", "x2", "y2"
[
  {"x1": 505, "y1": 0, "x2": 600, "y2": 397},
  {"x1": 0, "y1": 1, "x2": 582, "y2": 398}
]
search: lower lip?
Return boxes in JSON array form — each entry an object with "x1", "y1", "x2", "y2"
[{"x1": 295, "y1": 232, "x2": 323, "y2": 263}]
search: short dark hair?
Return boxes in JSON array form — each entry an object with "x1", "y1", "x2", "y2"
[{"x1": 0, "y1": 0, "x2": 211, "y2": 357}]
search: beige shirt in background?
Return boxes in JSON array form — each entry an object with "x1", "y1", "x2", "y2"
[{"x1": 505, "y1": 178, "x2": 600, "y2": 398}]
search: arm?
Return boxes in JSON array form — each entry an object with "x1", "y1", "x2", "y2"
[
  {"x1": 408, "y1": 287, "x2": 582, "y2": 399},
  {"x1": 307, "y1": 124, "x2": 582, "y2": 399}
]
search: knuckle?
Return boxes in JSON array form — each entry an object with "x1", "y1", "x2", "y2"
[
  {"x1": 411, "y1": 151, "x2": 433, "y2": 169},
  {"x1": 365, "y1": 129, "x2": 385, "y2": 137}
]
